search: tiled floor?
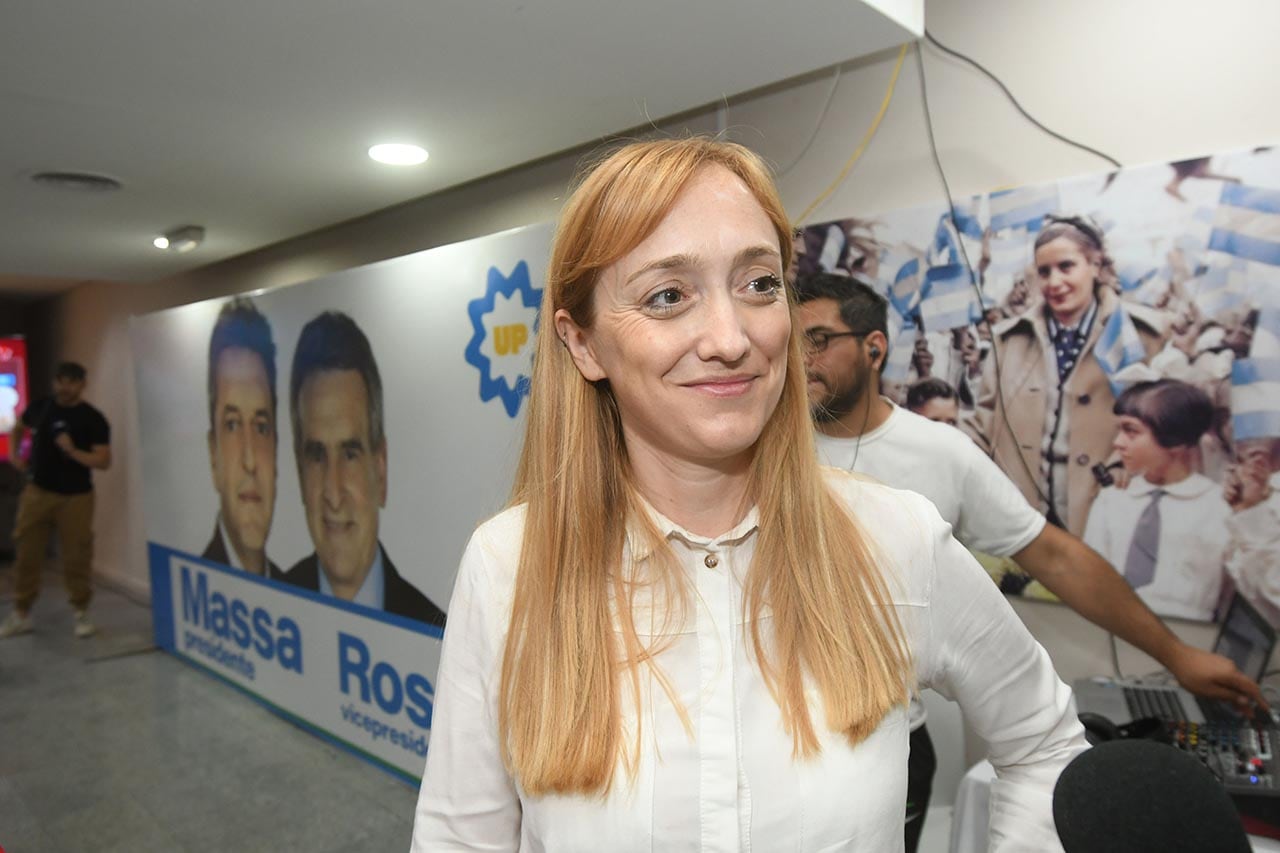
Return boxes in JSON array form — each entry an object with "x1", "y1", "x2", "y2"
[
  {"x1": 0, "y1": 566, "x2": 418, "y2": 853},
  {"x1": 0, "y1": 564, "x2": 957, "y2": 853}
]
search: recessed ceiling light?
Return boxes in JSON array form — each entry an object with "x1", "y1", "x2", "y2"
[
  {"x1": 152, "y1": 225, "x2": 205, "y2": 253},
  {"x1": 369, "y1": 143, "x2": 428, "y2": 166}
]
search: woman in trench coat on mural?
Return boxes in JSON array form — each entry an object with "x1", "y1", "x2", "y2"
[{"x1": 964, "y1": 217, "x2": 1168, "y2": 537}]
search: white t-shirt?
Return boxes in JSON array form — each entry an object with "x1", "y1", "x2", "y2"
[
  {"x1": 814, "y1": 402, "x2": 1047, "y2": 559},
  {"x1": 816, "y1": 402, "x2": 1048, "y2": 731},
  {"x1": 412, "y1": 471, "x2": 1085, "y2": 853},
  {"x1": 1084, "y1": 473, "x2": 1231, "y2": 621}
]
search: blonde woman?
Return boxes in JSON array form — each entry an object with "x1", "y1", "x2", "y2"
[{"x1": 412, "y1": 138, "x2": 1086, "y2": 852}]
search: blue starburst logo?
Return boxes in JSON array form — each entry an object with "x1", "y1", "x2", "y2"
[{"x1": 464, "y1": 261, "x2": 542, "y2": 418}]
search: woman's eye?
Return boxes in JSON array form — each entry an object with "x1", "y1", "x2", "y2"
[
  {"x1": 747, "y1": 274, "x2": 782, "y2": 295},
  {"x1": 646, "y1": 288, "x2": 684, "y2": 311}
]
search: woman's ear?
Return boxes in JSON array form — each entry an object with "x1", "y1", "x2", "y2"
[{"x1": 553, "y1": 308, "x2": 607, "y2": 382}]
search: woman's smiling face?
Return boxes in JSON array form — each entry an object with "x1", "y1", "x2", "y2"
[
  {"x1": 1035, "y1": 236, "x2": 1100, "y2": 326},
  {"x1": 555, "y1": 164, "x2": 791, "y2": 470}
]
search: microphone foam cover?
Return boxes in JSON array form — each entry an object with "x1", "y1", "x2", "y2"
[{"x1": 1052, "y1": 739, "x2": 1250, "y2": 853}]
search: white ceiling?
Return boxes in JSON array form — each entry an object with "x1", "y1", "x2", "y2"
[{"x1": 1, "y1": 0, "x2": 918, "y2": 301}]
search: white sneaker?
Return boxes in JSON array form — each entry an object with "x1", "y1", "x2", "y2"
[
  {"x1": 73, "y1": 610, "x2": 96, "y2": 639},
  {"x1": 0, "y1": 610, "x2": 33, "y2": 638}
]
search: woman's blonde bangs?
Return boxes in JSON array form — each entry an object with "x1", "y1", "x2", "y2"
[{"x1": 548, "y1": 138, "x2": 793, "y2": 325}]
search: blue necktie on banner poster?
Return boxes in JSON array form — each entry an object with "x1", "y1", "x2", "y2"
[{"x1": 1123, "y1": 489, "x2": 1165, "y2": 590}]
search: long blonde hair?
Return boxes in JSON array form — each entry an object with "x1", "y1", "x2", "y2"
[{"x1": 501, "y1": 137, "x2": 909, "y2": 796}]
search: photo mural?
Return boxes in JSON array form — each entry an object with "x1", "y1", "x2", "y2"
[{"x1": 797, "y1": 146, "x2": 1280, "y2": 625}]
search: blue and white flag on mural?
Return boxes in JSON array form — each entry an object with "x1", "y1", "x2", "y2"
[
  {"x1": 1115, "y1": 260, "x2": 1160, "y2": 295},
  {"x1": 1190, "y1": 259, "x2": 1250, "y2": 320},
  {"x1": 1231, "y1": 358, "x2": 1280, "y2": 440},
  {"x1": 1094, "y1": 307, "x2": 1149, "y2": 396},
  {"x1": 1174, "y1": 206, "x2": 1217, "y2": 267},
  {"x1": 981, "y1": 229, "x2": 1033, "y2": 305},
  {"x1": 930, "y1": 207, "x2": 983, "y2": 268},
  {"x1": 1115, "y1": 261, "x2": 1171, "y2": 308},
  {"x1": 989, "y1": 185, "x2": 1059, "y2": 233},
  {"x1": 918, "y1": 263, "x2": 979, "y2": 332},
  {"x1": 886, "y1": 255, "x2": 924, "y2": 320},
  {"x1": 882, "y1": 302, "x2": 918, "y2": 383},
  {"x1": 1208, "y1": 184, "x2": 1280, "y2": 267},
  {"x1": 953, "y1": 204, "x2": 984, "y2": 240},
  {"x1": 986, "y1": 231, "x2": 1032, "y2": 278}
]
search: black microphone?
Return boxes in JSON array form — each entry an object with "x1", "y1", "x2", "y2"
[{"x1": 1053, "y1": 739, "x2": 1250, "y2": 852}]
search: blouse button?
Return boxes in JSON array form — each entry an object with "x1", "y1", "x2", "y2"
[{"x1": 704, "y1": 554, "x2": 719, "y2": 569}]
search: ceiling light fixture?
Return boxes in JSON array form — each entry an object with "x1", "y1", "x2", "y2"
[
  {"x1": 152, "y1": 225, "x2": 205, "y2": 253},
  {"x1": 368, "y1": 143, "x2": 428, "y2": 166}
]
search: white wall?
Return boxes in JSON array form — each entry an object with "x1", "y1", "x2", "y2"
[{"x1": 35, "y1": 0, "x2": 1280, "y2": 724}]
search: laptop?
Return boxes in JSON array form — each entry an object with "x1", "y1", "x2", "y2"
[{"x1": 1074, "y1": 592, "x2": 1277, "y2": 726}]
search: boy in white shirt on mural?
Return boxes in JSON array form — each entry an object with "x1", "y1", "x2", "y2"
[{"x1": 1084, "y1": 379, "x2": 1231, "y2": 621}]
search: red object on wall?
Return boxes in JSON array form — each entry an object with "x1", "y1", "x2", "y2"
[{"x1": 0, "y1": 336, "x2": 29, "y2": 463}]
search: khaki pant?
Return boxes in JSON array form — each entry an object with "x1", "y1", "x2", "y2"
[{"x1": 12, "y1": 484, "x2": 95, "y2": 613}]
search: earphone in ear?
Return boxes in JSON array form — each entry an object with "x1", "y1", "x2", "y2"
[{"x1": 869, "y1": 346, "x2": 881, "y2": 359}]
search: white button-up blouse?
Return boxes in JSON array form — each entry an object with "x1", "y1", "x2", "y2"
[{"x1": 412, "y1": 471, "x2": 1086, "y2": 852}]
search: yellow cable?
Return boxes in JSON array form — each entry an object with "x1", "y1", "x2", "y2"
[{"x1": 793, "y1": 42, "x2": 909, "y2": 227}]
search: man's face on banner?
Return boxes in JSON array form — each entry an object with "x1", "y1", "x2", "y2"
[
  {"x1": 296, "y1": 368, "x2": 387, "y2": 592},
  {"x1": 208, "y1": 347, "x2": 277, "y2": 555}
]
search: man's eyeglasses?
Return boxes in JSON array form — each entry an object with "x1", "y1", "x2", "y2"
[{"x1": 802, "y1": 329, "x2": 863, "y2": 354}]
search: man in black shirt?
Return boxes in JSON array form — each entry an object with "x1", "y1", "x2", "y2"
[{"x1": 1, "y1": 362, "x2": 111, "y2": 638}]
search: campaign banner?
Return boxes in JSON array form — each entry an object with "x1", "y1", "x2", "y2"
[
  {"x1": 132, "y1": 222, "x2": 554, "y2": 780},
  {"x1": 151, "y1": 544, "x2": 442, "y2": 779}
]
